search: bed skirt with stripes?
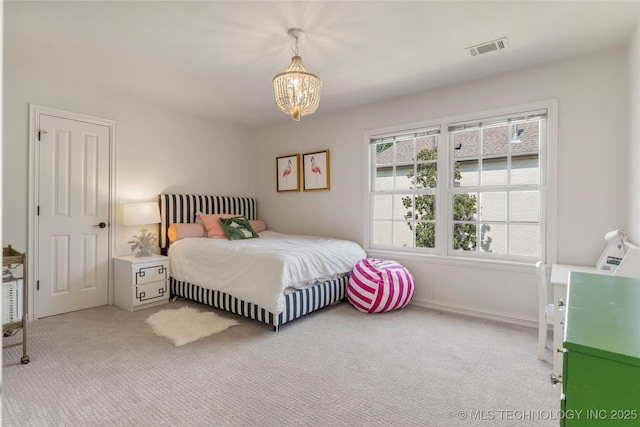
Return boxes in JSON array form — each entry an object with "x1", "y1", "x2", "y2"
[{"x1": 170, "y1": 274, "x2": 349, "y2": 331}]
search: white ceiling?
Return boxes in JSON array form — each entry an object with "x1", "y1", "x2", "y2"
[{"x1": 5, "y1": 1, "x2": 640, "y2": 128}]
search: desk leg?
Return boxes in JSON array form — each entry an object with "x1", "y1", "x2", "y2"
[{"x1": 552, "y1": 283, "x2": 566, "y2": 376}]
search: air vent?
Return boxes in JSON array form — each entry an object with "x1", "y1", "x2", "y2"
[{"x1": 466, "y1": 37, "x2": 509, "y2": 56}]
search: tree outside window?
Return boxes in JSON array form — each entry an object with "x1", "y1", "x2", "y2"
[{"x1": 402, "y1": 146, "x2": 491, "y2": 251}]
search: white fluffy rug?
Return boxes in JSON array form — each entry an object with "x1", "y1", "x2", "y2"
[{"x1": 146, "y1": 306, "x2": 239, "y2": 346}]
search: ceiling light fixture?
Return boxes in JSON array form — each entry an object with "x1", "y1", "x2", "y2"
[{"x1": 273, "y1": 28, "x2": 322, "y2": 121}]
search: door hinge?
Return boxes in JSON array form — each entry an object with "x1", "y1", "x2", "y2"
[
  {"x1": 38, "y1": 129, "x2": 48, "y2": 141},
  {"x1": 37, "y1": 280, "x2": 40, "y2": 291},
  {"x1": 37, "y1": 205, "x2": 40, "y2": 215}
]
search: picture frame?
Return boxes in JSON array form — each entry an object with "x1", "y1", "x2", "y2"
[
  {"x1": 302, "y1": 150, "x2": 330, "y2": 191},
  {"x1": 276, "y1": 153, "x2": 300, "y2": 192}
]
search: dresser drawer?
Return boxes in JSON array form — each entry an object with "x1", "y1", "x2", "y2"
[
  {"x1": 133, "y1": 280, "x2": 168, "y2": 307},
  {"x1": 133, "y1": 262, "x2": 168, "y2": 285}
]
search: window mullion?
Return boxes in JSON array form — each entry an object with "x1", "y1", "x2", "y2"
[
  {"x1": 505, "y1": 126, "x2": 512, "y2": 256},
  {"x1": 439, "y1": 123, "x2": 450, "y2": 255}
]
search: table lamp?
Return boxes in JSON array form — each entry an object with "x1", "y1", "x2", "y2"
[
  {"x1": 123, "y1": 201, "x2": 161, "y2": 257},
  {"x1": 595, "y1": 229, "x2": 628, "y2": 274}
]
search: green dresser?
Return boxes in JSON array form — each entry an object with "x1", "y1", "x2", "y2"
[{"x1": 561, "y1": 272, "x2": 640, "y2": 426}]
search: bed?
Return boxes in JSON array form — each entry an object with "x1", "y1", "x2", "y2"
[{"x1": 159, "y1": 194, "x2": 366, "y2": 331}]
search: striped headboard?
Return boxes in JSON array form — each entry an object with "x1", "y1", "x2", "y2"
[{"x1": 158, "y1": 194, "x2": 257, "y2": 251}]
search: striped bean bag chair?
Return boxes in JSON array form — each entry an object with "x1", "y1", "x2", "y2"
[{"x1": 347, "y1": 258, "x2": 415, "y2": 313}]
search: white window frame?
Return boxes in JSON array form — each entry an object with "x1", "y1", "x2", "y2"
[
  {"x1": 363, "y1": 100, "x2": 558, "y2": 265},
  {"x1": 368, "y1": 125, "x2": 442, "y2": 253}
]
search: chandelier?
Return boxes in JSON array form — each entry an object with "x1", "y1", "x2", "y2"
[{"x1": 273, "y1": 28, "x2": 322, "y2": 121}]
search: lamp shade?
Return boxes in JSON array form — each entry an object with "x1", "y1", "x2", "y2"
[{"x1": 122, "y1": 202, "x2": 160, "y2": 227}]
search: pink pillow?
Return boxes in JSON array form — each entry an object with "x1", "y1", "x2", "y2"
[
  {"x1": 249, "y1": 220, "x2": 267, "y2": 233},
  {"x1": 167, "y1": 223, "x2": 206, "y2": 242},
  {"x1": 198, "y1": 213, "x2": 238, "y2": 239}
]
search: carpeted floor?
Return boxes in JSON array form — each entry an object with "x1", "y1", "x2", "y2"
[{"x1": 2, "y1": 300, "x2": 560, "y2": 426}]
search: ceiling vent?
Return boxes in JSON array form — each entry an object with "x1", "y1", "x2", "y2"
[{"x1": 466, "y1": 37, "x2": 509, "y2": 56}]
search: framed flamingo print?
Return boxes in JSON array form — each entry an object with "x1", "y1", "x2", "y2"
[
  {"x1": 302, "y1": 150, "x2": 330, "y2": 191},
  {"x1": 276, "y1": 154, "x2": 300, "y2": 192}
]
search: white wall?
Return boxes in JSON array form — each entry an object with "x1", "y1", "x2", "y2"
[
  {"x1": 628, "y1": 21, "x2": 640, "y2": 244},
  {"x1": 3, "y1": 64, "x2": 256, "y2": 257},
  {"x1": 4, "y1": 42, "x2": 634, "y2": 326},
  {"x1": 254, "y1": 48, "x2": 630, "y2": 325}
]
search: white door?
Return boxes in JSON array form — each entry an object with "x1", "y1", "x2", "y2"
[{"x1": 36, "y1": 114, "x2": 111, "y2": 317}]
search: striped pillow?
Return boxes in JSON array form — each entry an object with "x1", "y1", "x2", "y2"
[{"x1": 347, "y1": 259, "x2": 415, "y2": 313}]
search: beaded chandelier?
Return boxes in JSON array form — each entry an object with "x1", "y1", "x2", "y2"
[{"x1": 273, "y1": 29, "x2": 322, "y2": 121}]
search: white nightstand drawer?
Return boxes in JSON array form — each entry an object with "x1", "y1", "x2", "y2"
[
  {"x1": 114, "y1": 255, "x2": 170, "y2": 312},
  {"x1": 132, "y1": 281, "x2": 168, "y2": 307},
  {"x1": 133, "y1": 263, "x2": 168, "y2": 285}
]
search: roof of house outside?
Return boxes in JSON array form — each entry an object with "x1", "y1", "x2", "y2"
[{"x1": 375, "y1": 122, "x2": 539, "y2": 165}]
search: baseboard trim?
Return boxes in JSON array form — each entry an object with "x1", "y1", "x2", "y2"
[{"x1": 410, "y1": 298, "x2": 538, "y2": 328}]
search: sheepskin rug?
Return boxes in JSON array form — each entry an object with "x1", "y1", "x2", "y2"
[{"x1": 146, "y1": 306, "x2": 239, "y2": 346}]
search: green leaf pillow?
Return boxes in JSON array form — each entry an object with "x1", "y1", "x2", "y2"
[{"x1": 218, "y1": 216, "x2": 259, "y2": 240}]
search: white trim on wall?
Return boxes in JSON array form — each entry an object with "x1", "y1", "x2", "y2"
[
  {"x1": 410, "y1": 298, "x2": 538, "y2": 328},
  {"x1": 545, "y1": 99, "x2": 558, "y2": 265}
]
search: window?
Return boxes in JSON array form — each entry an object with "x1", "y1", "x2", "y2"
[
  {"x1": 366, "y1": 103, "x2": 552, "y2": 262},
  {"x1": 370, "y1": 127, "x2": 441, "y2": 250}
]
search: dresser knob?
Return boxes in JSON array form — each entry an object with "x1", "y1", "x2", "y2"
[{"x1": 550, "y1": 372, "x2": 563, "y2": 386}]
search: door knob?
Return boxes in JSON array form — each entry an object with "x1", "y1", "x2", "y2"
[{"x1": 93, "y1": 222, "x2": 107, "y2": 229}]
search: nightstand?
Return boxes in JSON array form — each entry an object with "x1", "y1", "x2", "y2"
[{"x1": 114, "y1": 254, "x2": 169, "y2": 311}]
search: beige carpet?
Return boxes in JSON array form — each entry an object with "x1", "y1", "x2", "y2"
[{"x1": 2, "y1": 300, "x2": 559, "y2": 426}]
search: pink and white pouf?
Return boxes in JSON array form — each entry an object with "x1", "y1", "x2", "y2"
[{"x1": 347, "y1": 258, "x2": 415, "y2": 313}]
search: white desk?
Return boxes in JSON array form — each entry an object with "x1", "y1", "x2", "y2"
[{"x1": 549, "y1": 264, "x2": 604, "y2": 375}]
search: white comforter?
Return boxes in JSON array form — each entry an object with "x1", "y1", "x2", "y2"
[{"x1": 169, "y1": 231, "x2": 367, "y2": 314}]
